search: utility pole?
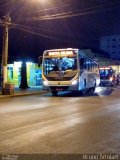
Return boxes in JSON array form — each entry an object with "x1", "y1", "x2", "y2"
[{"x1": 1, "y1": 14, "x2": 11, "y2": 94}]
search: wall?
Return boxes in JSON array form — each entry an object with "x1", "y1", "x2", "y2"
[{"x1": 7, "y1": 62, "x2": 42, "y2": 87}]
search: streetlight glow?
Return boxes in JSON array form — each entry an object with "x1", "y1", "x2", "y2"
[{"x1": 29, "y1": 0, "x2": 48, "y2": 4}]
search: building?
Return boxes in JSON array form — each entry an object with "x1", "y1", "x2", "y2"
[
  {"x1": 82, "y1": 48, "x2": 111, "y2": 66},
  {"x1": 100, "y1": 35, "x2": 120, "y2": 60},
  {"x1": 7, "y1": 62, "x2": 42, "y2": 87},
  {"x1": 82, "y1": 48, "x2": 120, "y2": 73}
]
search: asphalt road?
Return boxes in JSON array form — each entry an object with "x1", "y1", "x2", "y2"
[{"x1": 0, "y1": 86, "x2": 120, "y2": 154}]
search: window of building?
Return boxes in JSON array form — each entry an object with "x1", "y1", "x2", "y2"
[{"x1": 7, "y1": 67, "x2": 13, "y2": 79}]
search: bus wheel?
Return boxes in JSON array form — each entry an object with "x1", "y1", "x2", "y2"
[
  {"x1": 81, "y1": 88, "x2": 87, "y2": 95},
  {"x1": 81, "y1": 87, "x2": 87, "y2": 95},
  {"x1": 51, "y1": 91, "x2": 58, "y2": 96},
  {"x1": 89, "y1": 81, "x2": 96, "y2": 94},
  {"x1": 81, "y1": 80, "x2": 87, "y2": 95},
  {"x1": 92, "y1": 87, "x2": 95, "y2": 92},
  {"x1": 88, "y1": 87, "x2": 95, "y2": 94}
]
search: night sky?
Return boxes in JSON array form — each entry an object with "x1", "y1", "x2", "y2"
[{"x1": 0, "y1": 0, "x2": 120, "y2": 62}]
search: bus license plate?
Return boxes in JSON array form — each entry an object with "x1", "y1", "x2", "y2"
[{"x1": 56, "y1": 88, "x2": 63, "y2": 91}]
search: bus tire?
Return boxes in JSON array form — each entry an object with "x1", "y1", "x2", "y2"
[
  {"x1": 88, "y1": 81, "x2": 96, "y2": 94},
  {"x1": 92, "y1": 81, "x2": 96, "y2": 93},
  {"x1": 81, "y1": 80, "x2": 87, "y2": 95},
  {"x1": 88, "y1": 87, "x2": 95, "y2": 94},
  {"x1": 51, "y1": 91, "x2": 58, "y2": 96}
]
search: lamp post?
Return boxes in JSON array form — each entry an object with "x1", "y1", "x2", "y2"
[{"x1": 1, "y1": 14, "x2": 11, "y2": 94}]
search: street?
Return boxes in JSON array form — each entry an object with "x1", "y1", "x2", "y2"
[{"x1": 0, "y1": 86, "x2": 120, "y2": 154}]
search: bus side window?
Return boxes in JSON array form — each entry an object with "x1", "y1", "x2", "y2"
[
  {"x1": 88, "y1": 60, "x2": 92, "y2": 71},
  {"x1": 89, "y1": 60, "x2": 92, "y2": 71},
  {"x1": 93, "y1": 62, "x2": 96, "y2": 71},
  {"x1": 84, "y1": 59, "x2": 87, "y2": 70},
  {"x1": 91, "y1": 61, "x2": 94, "y2": 71},
  {"x1": 85, "y1": 59, "x2": 90, "y2": 71},
  {"x1": 80, "y1": 58, "x2": 84, "y2": 69},
  {"x1": 95, "y1": 63, "x2": 98, "y2": 72}
]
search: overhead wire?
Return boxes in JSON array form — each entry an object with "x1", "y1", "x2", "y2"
[
  {"x1": 22, "y1": 1, "x2": 120, "y2": 21},
  {"x1": 11, "y1": 22, "x2": 98, "y2": 41},
  {"x1": 12, "y1": 24, "x2": 97, "y2": 47},
  {"x1": 12, "y1": 25, "x2": 77, "y2": 43},
  {"x1": 24, "y1": 6, "x2": 120, "y2": 21},
  {"x1": 0, "y1": 1, "x2": 118, "y2": 44},
  {"x1": 1, "y1": 1, "x2": 120, "y2": 47},
  {"x1": 26, "y1": 3, "x2": 72, "y2": 15},
  {"x1": 25, "y1": 1, "x2": 118, "y2": 15},
  {"x1": 7, "y1": 1, "x2": 120, "y2": 43}
]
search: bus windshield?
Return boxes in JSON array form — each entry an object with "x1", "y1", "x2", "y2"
[
  {"x1": 43, "y1": 57, "x2": 78, "y2": 77},
  {"x1": 99, "y1": 68, "x2": 114, "y2": 79}
]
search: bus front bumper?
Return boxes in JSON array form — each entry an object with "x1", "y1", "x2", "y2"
[
  {"x1": 42, "y1": 81, "x2": 79, "y2": 91},
  {"x1": 99, "y1": 80, "x2": 114, "y2": 86}
]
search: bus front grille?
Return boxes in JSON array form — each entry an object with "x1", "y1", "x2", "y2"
[
  {"x1": 45, "y1": 76, "x2": 74, "y2": 81},
  {"x1": 50, "y1": 86, "x2": 69, "y2": 91}
]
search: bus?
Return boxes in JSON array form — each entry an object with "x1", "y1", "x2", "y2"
[
  {"x1": 99, "y1": 66, "x2": 116, "y2": 86},
  {"x1": 38, "y1": 48, "x2": 100, "y2": 96}
]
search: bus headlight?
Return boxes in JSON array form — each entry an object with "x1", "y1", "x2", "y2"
[
  {"x1": 109, "y1": 77, "x2": 113, "y2": 81},
  {"x1": 72, "y1": 80, "x2": 78, "y2": 85},
  {"x1": 43, "y1": 80, "x2": 48, "y2": 86}
]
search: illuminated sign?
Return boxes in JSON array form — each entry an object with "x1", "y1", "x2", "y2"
[
  {"x1": 100, "y1": 67, "x2": 111, "y2": 70},
  {"x1": 48, "y1": 51, "x2": 75, "y2": 56}
]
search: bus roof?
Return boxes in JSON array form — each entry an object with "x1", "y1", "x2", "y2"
[
  {"x1": 42, "y1": 48, "x2": 99, "y2": 64},
  {"x1": 99, "y1": 66, "x2": 113, "y2": 70},
  {"x1": 44, "y1": 48, "x2": 79, "y2": 52}
]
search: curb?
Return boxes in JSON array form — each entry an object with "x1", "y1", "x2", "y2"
[{"x1": 0, "y1": 91, "x2": 48, "y2": 99}]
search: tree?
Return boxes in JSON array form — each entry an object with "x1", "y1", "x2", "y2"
[{"x1": 19, "y1": 60, "x2": 29, "y2": 89}]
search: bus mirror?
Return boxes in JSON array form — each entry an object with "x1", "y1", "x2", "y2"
[{"x1": 38, "y1": 56, "x2": 42, "y2": 67}]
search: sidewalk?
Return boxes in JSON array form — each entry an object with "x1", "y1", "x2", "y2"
[{"x1": 0, "y1": 86, "x2": 47, "y2": 98}]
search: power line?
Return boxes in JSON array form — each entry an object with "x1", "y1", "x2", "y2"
[
  {"x1": 26, "y1": 3, "x2": 72, "y2": 15},
  {"x1": 12, "y1": 25, "x2": 76, "y2": 43},
  {"x1": 11, "y1": 22, "x2": 98, "y2": 41},
  {"x1": 12, "y1": 24, "x2": 98, "y2": 46},
  {"x1": 22, "y1": 2, "x2": 120, "y2": 21},
  {"x1": 1, "y1": 1, "x2": 119, "y2": 50},
  {"x1": 25, "y1": 1, "x2": 119, "y2": 15},
  {"x1": 24, "y1": 6, "x2": 120, "y2": 21},
  {"x1": 1, "y1": 15, "x2": 91, "y2": 40}
]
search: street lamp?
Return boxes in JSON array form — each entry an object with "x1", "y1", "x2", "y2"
[{"x1": 0, "y1": 0, "x2": 48, "y2": 93}]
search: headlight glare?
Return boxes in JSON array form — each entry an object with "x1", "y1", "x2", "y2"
[
  {"x1": 109, "y1": 77, "x2": 113, "y2": 81},
  {"x1": 43, "y1": 80, "x2": 48, "y2": 86},
  {"x1": 72, "y1": 80, "x2": 78, "y2": 85}
]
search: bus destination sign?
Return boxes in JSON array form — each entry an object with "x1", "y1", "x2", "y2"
[{"x1": 46, "y1": 50, "x2": 77, "y2": 57}]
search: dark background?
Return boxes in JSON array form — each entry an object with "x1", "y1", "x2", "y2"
[{"x1": 0, "y1": 0, "x2": 120, "y2": 62}]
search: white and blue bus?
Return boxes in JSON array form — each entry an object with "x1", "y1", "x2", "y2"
[
  {"x1": 38, "y1": 48, "x2": 100, "y2": 96},
  {"x1": 99, "y1": 66, "x2": 116, "y2": 86}
]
